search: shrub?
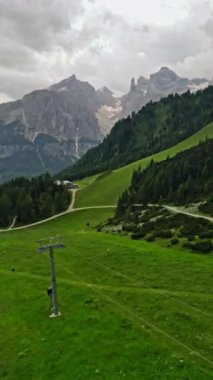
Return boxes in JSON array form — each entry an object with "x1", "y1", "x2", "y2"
[
  {"x1": 131, "y1": 230, "x2": 146, "y2": 240},
  {"x1": 154, "y1": 230, "x2": 172, "y2": 239},
  {"x1": 106, "y1": 217, "x2": 122, "y2": 225},
  {"x1": 187, "y1": 235, "x2": 195, "y2": 242},
  {"x1": 171, "y1": 238, "x2": 179, "y2": 245},
  {"x1": 142, "y1": 222, "x2": 155, "y2": 234},
  {"x1": 183, "y1": 240, "x2": 212, "y2": 254},
  {"x1": 122, "y1": 223, "x2": 138, "y2": 233},
  {"x1": 183, "y1": 242, "x2": 192, "y2": 250},
  {"x1": 191, "y1": 240, "x2": 212, "y2": 254},
  {"x1": 146, "y1": 234, "x2": 155, "y2": 242},
  {"x1": 199, "y1": 199, "x2": 213, "y2": 216},
  {"x1": 199, "y1": 230, "x2": 213, "y2": 239},
  {"x1": 160, "y1": 230, "x2": 172, "y2": 238},
  {"x1": 181, "y1": 217, "x2": 211, "y2": 237}
]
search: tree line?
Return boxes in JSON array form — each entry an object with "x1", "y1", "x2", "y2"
[{"x1": 0, "y1": 173, "x2": 71, "y2": 228}]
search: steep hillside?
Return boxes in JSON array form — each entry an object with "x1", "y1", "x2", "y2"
[
  {"x1": 108, "y1": 140, "x2": 212, "y2": 254},
  {"x1": 117, "y1": 139, "x2": 213, "y2": 212},
  {"x1": 75, "y1": 123, "x2": 213, "y2": 208},
  {"x1": 62, "y1": 86, "x2": 213, "y2": 181}
]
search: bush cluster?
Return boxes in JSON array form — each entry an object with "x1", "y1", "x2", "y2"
[{"x1": 183, "y1": 240, "x2": 212, "y2": 254}]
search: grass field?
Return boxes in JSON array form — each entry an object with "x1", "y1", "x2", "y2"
[
  {"x1": 75, "y1": 123, "x2": 213, "y2": 208},
  {"x1": 0, "y1": 208, "x2": 213, "y2": 379}
]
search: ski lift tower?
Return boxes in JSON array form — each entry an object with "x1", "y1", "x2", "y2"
[{"x1": 38, "y1": 236, "x2": 64, "y2": 318}]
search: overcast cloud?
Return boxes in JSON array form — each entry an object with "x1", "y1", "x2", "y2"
[{"x1": 0, "y1": 0, "x2": 212, "y2": 103}]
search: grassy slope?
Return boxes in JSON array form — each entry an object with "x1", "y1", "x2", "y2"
[
  {"x1": 75, "y1": 123, "x2": 213, "y2": 208},
  {"x1": 0, "y1": 208, "x2": 213, "y2": 379}
]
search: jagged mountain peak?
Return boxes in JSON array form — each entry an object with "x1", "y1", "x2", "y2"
[
  {"x1": 158, "y1": 66, "x2": 175, "y2": 73},
  {"x1": 49, "y1": 74, "x2": 96, "y2": 93},
  {"x1": 150, "y1": 66, "x2": 181, "y2": 82}
]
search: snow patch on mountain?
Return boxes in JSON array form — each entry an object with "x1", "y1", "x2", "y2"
[{"x1": 96, "y1": 100, "x2": 123, "y2": 136}]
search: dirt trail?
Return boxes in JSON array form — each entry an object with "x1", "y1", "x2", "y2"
[
  {"x1": 164, "y1": 205, "x2": 213, "y2": 222},
  {"x1": 8, "y1": 216, "x2": 17, "y2": 230},
  {"x1": 68, "y1": 189, "x2": 78, "y2": 211}
]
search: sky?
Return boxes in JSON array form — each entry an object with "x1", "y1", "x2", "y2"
[{"x1": 0, "y1": 0, "x2": 212, "y2": 103}]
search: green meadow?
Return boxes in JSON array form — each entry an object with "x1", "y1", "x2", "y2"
[
  {"x1": 0, "y1": 209, "x2": 213, "y2": 379},
  {"x1": 75, "y1": 123, "x2": 213, "y2": 207}
]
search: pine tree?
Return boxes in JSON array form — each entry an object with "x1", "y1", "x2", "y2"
[
  {"x1": 0, "y1": 193, "x2": 11, "y2": 227},
  {"x1": 117, "y1": 190, "x2": 129, "y2": 216}
]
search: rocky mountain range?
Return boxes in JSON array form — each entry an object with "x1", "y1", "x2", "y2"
[
  {"x1": 0, "y1": 67, "x2": 210, "y2": 183},
  {"x1": 121, "y1": 66, "x2": 210, "y2": 118}
]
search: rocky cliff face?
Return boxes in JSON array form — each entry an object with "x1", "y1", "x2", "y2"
[
  {"x1": 0, "y1": 75, "x2": 118, "y2": 183},
  {"x1": 0, "y1": 67, "x2": 210, "y2": 182}
]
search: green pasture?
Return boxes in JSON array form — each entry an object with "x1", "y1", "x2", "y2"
[
  {"x1": 75, "y1": 123, "x2": 213, "y2": 208},
  {"x1": 0, "y1": 209, "x2": 213, "y2": 379}
]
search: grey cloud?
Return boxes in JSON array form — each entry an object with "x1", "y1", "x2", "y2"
[
  {"x1": 0, "y1": 0, "x2": 82, "y2": 50},
  {"x1": 0, "y1": 0, "x2": 212, "y2": 102},
  {"x1": 202, "y1": 16, "x2": 213, "y2": 48},
  {"x1": 0, "y1": 41, "x2": 37, "y2": 70}
]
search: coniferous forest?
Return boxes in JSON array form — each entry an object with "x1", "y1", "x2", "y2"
[
  {"x1": 0, "y1": 173, "x2": 71, "y2": 228},
  {"x1": 117, "y1": 139, "x2": 213, "y2": 215},
  {"x1": 102, "y1": 139, "x2": 213, "y2": 254}
]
